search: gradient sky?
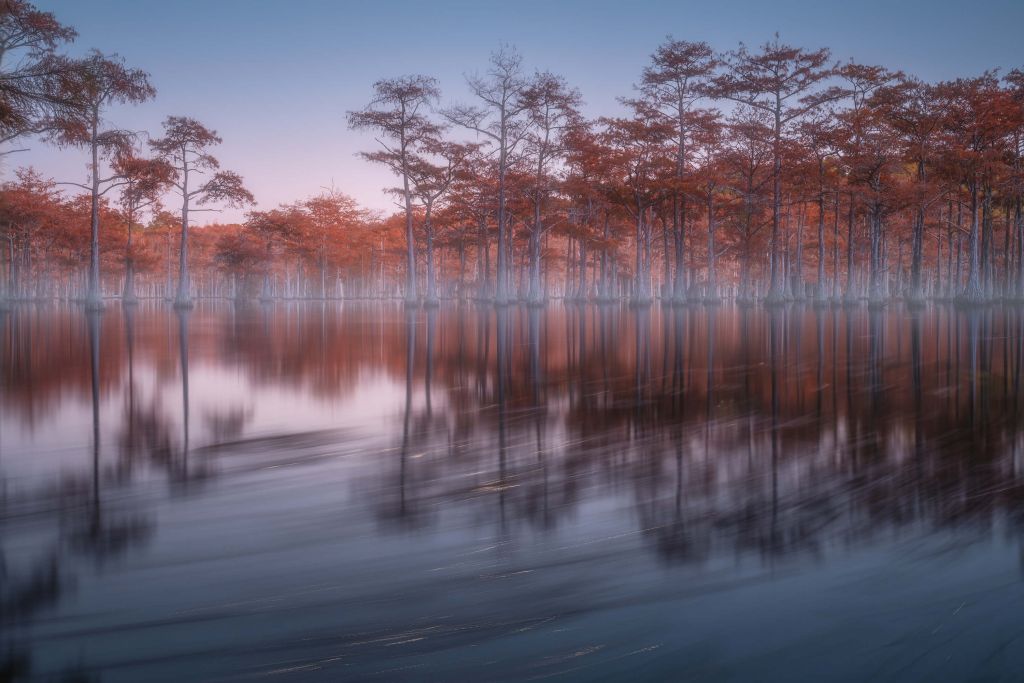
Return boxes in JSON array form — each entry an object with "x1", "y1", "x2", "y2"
[{"x1": 12, "y1": 0, "x2": 1024, "y2": 223}]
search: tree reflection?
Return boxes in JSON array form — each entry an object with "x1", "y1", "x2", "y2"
[
  {"x1": 69, "y1": 309, "x2": 152, "y2": 561},
  {"x1": 177, "y1": 308, "x2": 190, "y2": 483},
  {"x1": 4, "y1": 301, "x2": 1024, "y2": 665}
]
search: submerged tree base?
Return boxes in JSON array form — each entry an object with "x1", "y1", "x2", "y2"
[
  {"x1": 84, "y1": 297, "x2": 105, "y2": 312},
  {"x1": 905, "y1": 297, "x2": 927, "y2": 310},
  {"x1": 952, "y1": 296, "x2": 995, "y2": 309}
]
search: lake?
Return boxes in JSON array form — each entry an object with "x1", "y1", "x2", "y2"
[{"x1": 2, "y1": 301, "x2": 1024, "y2": 682}]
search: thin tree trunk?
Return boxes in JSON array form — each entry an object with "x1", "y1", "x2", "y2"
[
  {"x1": 845, "y1": 192, "x2": 857, "y2": 301},
  {"x1": 175, "y1": 154, "x2": 192, "y2": 308},
  {"x1": 707, "y1": 193, "x2": 717, "y2": 300},
  {"x1": 123, "y1": 205, "x2": 137, "y2": 304},
  {"x1": 86, "y1": 113, "x2": 103, "y2": 310},
  {"x1": 965, "y1": 178, "x2": 982, "y2": 301}
]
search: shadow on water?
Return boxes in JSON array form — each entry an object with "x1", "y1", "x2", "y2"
[{"x1": 2, "y1": 301, "x2": 1024, "y2": 680}]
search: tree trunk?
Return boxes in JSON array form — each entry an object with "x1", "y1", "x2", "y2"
[
  {"x1": 816, "y1": 175, "x2": 826, "y2": 300},
  {"x1": 832, "y1": 193, "x2": 841, "y2": 300},
  {"x1": 600, "y1": 210, "x2": 610, "y2": 300},
  {"x1": 965, "y1": 178, "x2": 983, "y2": 301},
  {"x1": 868, "y1": 201, "x2": 885, "y2": 303},
  {"x1": 123, "y1": 207, "x2": 137, "y2": 305},
  {"x1": 633, "y1": 200, "x2": 649, "y2": 303},
  {"x1": 175, "y1": 156, "x2": 193, "y2": 308},
  {"x1": 765, "y1": 110, "x2": 784, "y2": 302},
  {"x1": 401, "y1": 151, "x2": 417, "y2": 304},
  {"x1": 794, "y1": 205, "x2": 805, "y2": 300},
  {"x1": 528, "y1": 200, "x2": 543, "y2": 304},
  {"x1": 424, "y1": 213, "x2": 437, "y2": 305},
  {"x1": 844, "y1": 193, "x2": 857, "y2": 302},
  {"x1": 495, "y1": 129, "x2": 509, "y2": 304},
  {"x1": 86, "y1": 113, "x2": 103, "y2": 310},
  {"x1": 707, "y1": 193, "x2": 717, "y2": 300},
  {"x1": 1016, "y1": 195, "x2": 1023, "y2": 298}
]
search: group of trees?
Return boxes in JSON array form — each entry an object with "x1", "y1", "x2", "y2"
[
  {"x1": 351, "y1": 40, "x2": 1024, "y2": 307},
  {"x1": 4, "y1": 0, "x2": 1024, "y2": 307},
  {"x1": 0, "y1": 0, "x2": 253, "y2": 308}
]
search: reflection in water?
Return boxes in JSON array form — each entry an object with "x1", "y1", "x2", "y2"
[
  {"x1": 2, "y1": 302, "x2": 1024, "y2": 680},
  {"x1": 177, "y1": 308, "x2": 190, "y2": 485}
]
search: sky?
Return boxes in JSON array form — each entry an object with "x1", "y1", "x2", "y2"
[{"x1": 10, "y1": 0, "x2": 1024, "y2": 223}]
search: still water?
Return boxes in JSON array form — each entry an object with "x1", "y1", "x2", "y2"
[{"x1": 2, "y1": 301, "x2": 1024, "y2": 682}]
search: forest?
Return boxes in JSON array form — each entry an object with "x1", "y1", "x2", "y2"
[{"x1": 2, "y1": 0, "x2": 1023, "y2": 308}]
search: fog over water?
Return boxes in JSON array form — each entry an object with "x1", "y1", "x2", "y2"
[{"x1": 3, "y1": 301, "x2": 1024, "y2": 681}]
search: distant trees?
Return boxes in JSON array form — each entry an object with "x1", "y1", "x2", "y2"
[
  {"x1": 795, "y1": 113, "x2": 829, "y2": 300},
  {"x1": 936, "y1": 75, "x2": 1017, "y2": 302},
  {"x1": 244, "y1": 207, "x2": 296, "y2": 299},
  {"x1": 883, "y1": 77, "x2": 942, "y2": 303},
  {"x1": 599, "y1": 104, "x2": 673, "y2": 303},
  {"x1": 690, "y1": 111, "x2": 725, "y2": 298},
  {"x1": 0, "y1": 168, "x2": 64, "y2": 298},
  {"x1": 302, "y1": 190, "x2": 364, "y2": 298},
  {"x1": 720, "y1": 108, "x2": 772, "y2": 300},
  {"x1": 115, "y1": 151, "x2": 172, "y2": 303}
]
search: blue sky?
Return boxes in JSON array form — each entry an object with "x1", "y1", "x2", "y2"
[{"x1": 13, "y1": 0, "x2": 1024, "y2": 221}]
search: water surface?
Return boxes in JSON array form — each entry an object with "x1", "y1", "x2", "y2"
[{"x1": 3, "y1": 301, "x2": 1024, "y2": 682}]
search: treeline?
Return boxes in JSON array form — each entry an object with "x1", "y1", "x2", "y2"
[
  {"x1": 349, "y1": 43, "x2": 1024, "y2": 306},
  {"x1": 2, "y1": 1, "x2": 1023, "y2": 307},
  {"x1": 1, "y1": 169, "x2": 397, "y2": 302}
]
